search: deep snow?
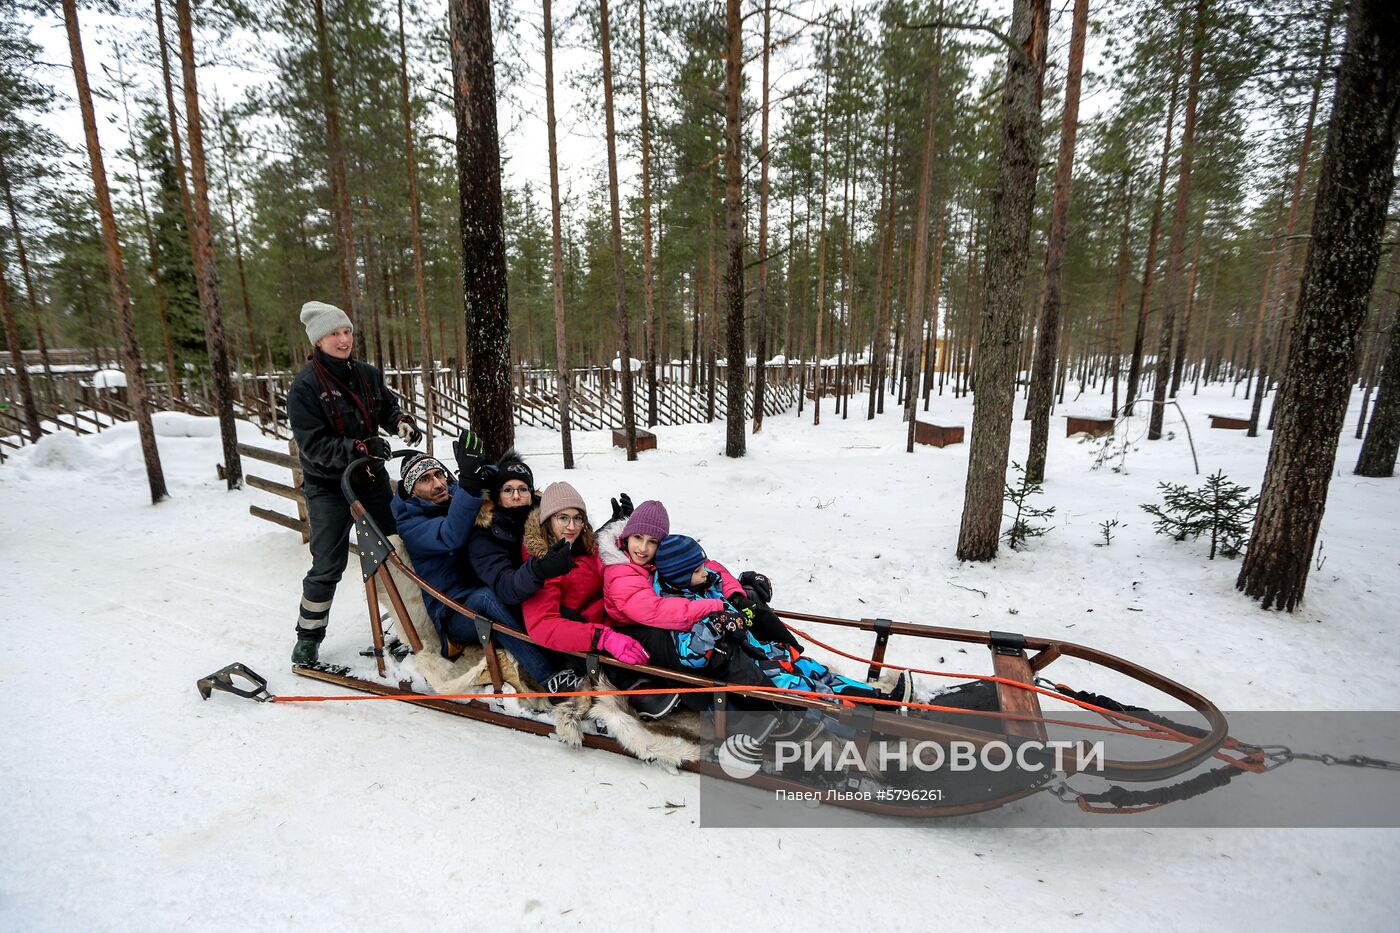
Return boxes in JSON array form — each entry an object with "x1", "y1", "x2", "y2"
[{"x1": 1, "y1": 383, "x2": 1397, "y2": 930}]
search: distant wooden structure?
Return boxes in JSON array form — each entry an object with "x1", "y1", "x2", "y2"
[
  {"x1": 613, "y1": 428, "x2": 656, "y2": 452},
  {"x1": 1065, "y1": 415, "x2": 1114, "y2": 437},
  {"x1": 914, "y1": 421, "x2": 965, "y2": 448},
  {"x1": 1208, "y1": 414, "x2": 1251, "y2": 430}
]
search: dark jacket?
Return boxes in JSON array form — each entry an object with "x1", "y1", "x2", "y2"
[
  {"x1": 390, "y1": 480, "x2": 484, "y2": 633},
  {"x1": 288, "y1": 350, "x2": 406, "y2": 482},
  {"x1": 467, "y1": 498, "x2": 546, "y2": 608}
]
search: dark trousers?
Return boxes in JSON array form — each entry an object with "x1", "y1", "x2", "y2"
[
  {"x1": 623, "y1": 624, "x2": 777, "y2": 713},
  {"x1": 295, "y1": 471, "x2": 396, "y2": 641}
]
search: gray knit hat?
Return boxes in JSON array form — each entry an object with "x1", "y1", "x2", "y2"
[
  {"x1": 401, "y1": 452, "x2": 448, "y2": 495},
  {"x1": 300, "y1": 300, "x2": 353, "y2": 347},
  {"x1": 539, "y1": 482, "x2": 588, "y2": 523}
]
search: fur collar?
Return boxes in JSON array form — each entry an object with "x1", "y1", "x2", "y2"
[{"x1": 523, "y1": 507, "x2": 597, "y2": 558}]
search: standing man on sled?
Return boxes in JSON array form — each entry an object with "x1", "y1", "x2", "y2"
[{"x1": 287, "y1": 300, "x2": 422, "y2": 665}]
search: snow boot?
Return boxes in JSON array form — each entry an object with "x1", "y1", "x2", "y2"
[
  {"x1": 880, "y1": 671, "x2": 913, "y2": 711},
  {"x1": 291, "y1": 637, "x2": 321, "y2": 666},
  {"x1": 628, "y1": 679, "x2": 682, "y2": 722},
  {"x1": 545, "y1": 669, "x2": 584, "y2": 704}
]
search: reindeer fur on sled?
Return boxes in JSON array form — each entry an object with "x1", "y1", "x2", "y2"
[{"x1": 382, "y1": 537, "x2": 705, "y2": 770}]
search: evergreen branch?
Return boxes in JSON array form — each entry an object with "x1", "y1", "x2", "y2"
[{"x1": 897, "y1": 19, "x2": 1022, "y2": 61}]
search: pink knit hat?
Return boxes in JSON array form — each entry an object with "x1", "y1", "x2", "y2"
[
  {"x1": 621, "y1": 500, "x2": 669, "y2": 541},
  {"x1": 538, "y1": 482, "x2": 587, "y2": 522}
]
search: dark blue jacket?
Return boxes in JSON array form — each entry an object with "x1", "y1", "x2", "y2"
[
  {"x1": 391, "y1": 480, "x2": 484, "y2": 645},
  {"x1": 467, "y1": 499, "x2": 546, "y2": 608}
]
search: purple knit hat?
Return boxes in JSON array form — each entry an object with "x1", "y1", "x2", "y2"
[{"x1": 621, "y1": 500, "x2": 669, "y2": 541}]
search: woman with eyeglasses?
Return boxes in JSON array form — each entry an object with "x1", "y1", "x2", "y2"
[
  {"x1": 519, "y1": 482, "x2": 651, "y2": 668},
  {"x1": 465, "y1": 451, "x2": 578, "y2": 678}
]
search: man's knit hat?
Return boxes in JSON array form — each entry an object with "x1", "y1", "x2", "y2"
[
  {"x1": 654, "y1": 535, "x2": 707, "y2": 586},
  {"x1": 300, "y1": 300, "x2": 353, "y2": 347},
  {"x1": 488, "y1": 449, "x2": 534, "y2": 495},
  {"x1": 539, "y1": 482, "x2": 588, "y2": 523},
  {"x1": 621, "y1": 500, "x2": 669, "y2": 542},
  {"x1": 401, "y1": 452, "x2": 448, "y2": 495}
]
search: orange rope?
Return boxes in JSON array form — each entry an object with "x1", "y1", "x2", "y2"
[{"x1": 785, "y1": 625, "x2": 1266, "y2": 773}]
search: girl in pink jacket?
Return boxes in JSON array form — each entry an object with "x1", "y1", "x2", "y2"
[{"x1": 597, "y1": 502, "x2": 911, "y2": 720}]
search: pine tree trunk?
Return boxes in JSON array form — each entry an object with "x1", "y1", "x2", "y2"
[
  {"x1": 449, "y1": 0, "x2": 514, "y2": 455},
  {"x1": 0, "y1": 154, "x2": 59, "y2": 400},
  {"x1": 176, "y1": 0, "x2": 241, "y2": 489},
  {"x1": 639, "y1": 0, "x2": 658, "y2": 429},
  {"x1": 599, "y1": 0, "x2": 638, "y2": 459},
  {"x1": 114, "y1": 44, "x2": 182, "y2": 405},
  {"x1": 1025, "y1": 0, "x2": 1088, "y2": 482},
  {"x1": 216, "y1": 132, "x2": 257, "y2": 367},
  {"x1": 956, "y1": 0, "x2": 1049, "y2": 561},
  {"x1": 1149, "y1": 0, "x2": 1205, "y2": 440},
  {"x1": 1109, "y1": 174, "x2": 1133, "y2": 416},
  {"x1": 63, "y1": 0, "x2": 167, "y2": 503},
  {"x1": 722, "y1": 0, "x2": 746, "y2": 457},
  {"x1": 0, "y1": 254, "x2": 41, "y2": 442},
  {"x1": 752, "y1": 0, "x2": 772, "y2": 434},
  {"x1": 812, "y1": 71, "x2": 831, "y2": 427},
  {"x1": 903, "y1": 7, "x2": 945, "y2": 449},
  {"x1": 1125, "y1": 34, "x2": 1185, "y2": 416},
  {"x1": 543, "y1": 0, "x2": 573, "y2": 468},
  {"x1": 1237, "y1": 0, "x2": 1400, "y2": 610},
  {"x1": 154, "y1": 0, "x2": 194, "y2": 247},
  {"x1": 1170, "y1": 235, "x2": 1203, "y2": 396},
  {"x1": 313, "y1": 0, "x2": 362, "y2": 321},
  {"x1": 1356, "y1": 306, "x2": 1400, "y2": 476},
  {"x1": 397, "y1": 0, "x2": 435, "y2": 454}
]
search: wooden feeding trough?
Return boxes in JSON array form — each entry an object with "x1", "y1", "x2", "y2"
[
  {"x1": 1065, "y1": 414, "x2": 1115, "y2": 438},
  {"x1": 613, "y1": 428, "x2": 657, "y2": 452},
  {"x1": 1208, "y1": 414, "x2": 1251, "y2": 430},
  {"x1": 914, "y1": 421, "x2": 964, "y2": 448}
]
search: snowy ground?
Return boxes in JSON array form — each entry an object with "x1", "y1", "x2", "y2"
[{"x1": 1, "y1": 382, "x2": 1397, "y2": 930}]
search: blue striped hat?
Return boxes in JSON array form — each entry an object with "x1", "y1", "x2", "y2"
[{"x1": 655, "y1": 535, "x2": 707, "y2": 586}]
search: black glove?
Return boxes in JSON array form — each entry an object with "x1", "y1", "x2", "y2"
[
  {"x1": 739, "y1": 571, "x2": 772, "y2": 604},
  {"x1": 453, "y1": 429, "x2": 490, "y2": 494},
  {"x1": 609, "y1": 493, "x2": 634, "y2": 524},
  {"x1": 532, "y1": 538, "x2": 575, "y2": 581},
  {"x1": 706, "y1": 610, "x2": 747, "y2": 637},
  {"x1": 728, "y1": 593, "x2": 756, "y2": 627},
  {"x1": 356, "y1": 436, "x2": 393, "y2": 460},
  {"x1": 396, "y1": 417, "x2": 423, "y2": 446}
]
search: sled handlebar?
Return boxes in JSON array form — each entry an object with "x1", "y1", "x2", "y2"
[{"x1": 340, "y1": 447, "x2": 420, "y2": 505}]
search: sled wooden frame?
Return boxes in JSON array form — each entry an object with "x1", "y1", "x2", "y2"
[{"x1": 323, "y1": 454, "x2": 1231, "y2": 817}]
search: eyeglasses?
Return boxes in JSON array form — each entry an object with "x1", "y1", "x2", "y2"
[
  {"x1": 553, "y1": 512, "x2": 585, "y2": 527},
  {"x1": 499, "y1": 484, "x2": 531, "y2": 498}
]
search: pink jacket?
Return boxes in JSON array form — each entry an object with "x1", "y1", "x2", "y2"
[{"x1": 597, "y1": 518, "x2": 743, "y2": 631}]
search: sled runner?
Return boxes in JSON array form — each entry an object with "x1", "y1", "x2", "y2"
[{"x1": 205, "y1": 452, "x2": 1286, "y2": 817}]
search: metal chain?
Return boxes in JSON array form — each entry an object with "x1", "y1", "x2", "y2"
[{"x1": 1253, "y1": 745, "x2": 1400, "y2": 772}]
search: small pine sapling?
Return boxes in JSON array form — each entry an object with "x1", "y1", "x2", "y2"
[
  {"x1": 1140, "y1": 470, "x2": 1260, "y2": 559},
  {"x1": 1002, "y1": 462, "x2": 1056, "y2": 550},
  {"x1": 1096, "y1": 518, "x2": 1120, "y2": 547}
]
